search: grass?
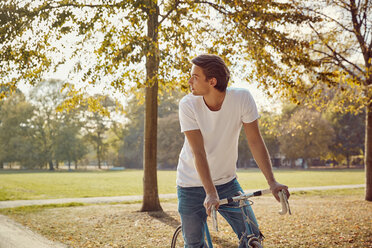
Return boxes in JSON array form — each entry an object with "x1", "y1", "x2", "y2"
[
  {"x1": 290, "y1": 187, "x2": 366, "y2": 196},
  {"x1": 0, "y1": 170, "x2": 164, "y2": 201},
  {"x1": 0, "y1": 169, "x2": 365, "y2": 201},
  {"x1": 237, "y1": 169, "x2": 365, "y2": 190}
]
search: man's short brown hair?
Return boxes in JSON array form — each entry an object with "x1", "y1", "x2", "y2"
[{"x1": 191, "y1": 54, "x2": 230, "y2": 92}]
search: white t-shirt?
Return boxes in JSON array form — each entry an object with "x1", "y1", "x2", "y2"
[{"x1": 177, "y1": 87, "x2": 260, "y2": 187}]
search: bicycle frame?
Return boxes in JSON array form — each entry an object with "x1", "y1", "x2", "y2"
[
  {"x1": 205, "y1": 197, "x2": 263, "y2": 248},
  {"x1": 208, "y1": 189, "x2": 290, "y2": 247},
  {"x1": 171, "y1": 189, "x2": 290, "y2": 248}
]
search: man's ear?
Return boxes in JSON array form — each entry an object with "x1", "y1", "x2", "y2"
[{"x1": 209, "y1": 78, "x2": 217, "y2": 87}]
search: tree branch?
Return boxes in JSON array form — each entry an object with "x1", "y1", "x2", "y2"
[
  {"x1": 310, "y1": 47, "x2": 363, "y2": 83},
  {"x1": 298, "y1": 5, "x2": 354, "y2": 33},
  {"x1": 8, "y1": 1, "x2": 127, "y2": 20},
  {"x1": 350, "y1": 0, "x2": 370, "y2": 64},
  {"x1": 47, "y1": 1, "x2": 127, "y2": 10},
  {"x1": 193, "y1": 0, "x2": 230, "y2": 15},
  {"x1": 333, "y1": 0, "x2": 352, "y2": 12},
  {"x1": 309, "y1": 23, "x2": 364, "y2": 75},
  {"x1": 158, "y1": 0, "x2": 180, "y2": 26}
]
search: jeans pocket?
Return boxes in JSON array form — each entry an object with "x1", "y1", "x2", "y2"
[{"x1": 177, "y1": 186, "x2": 206, "y2": 215}]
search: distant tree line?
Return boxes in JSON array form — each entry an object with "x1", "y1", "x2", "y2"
[
  {"x1": 0, "y1": 81, "x2": 365, "y2": 170},
  {"x1": 103, "y1": 89, "x2": 365, "y2": 169},
  {"x1": 0, "y1": 80, "x2": 120, "y2": 170}
]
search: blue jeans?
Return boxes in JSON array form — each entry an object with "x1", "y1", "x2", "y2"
[{"x1": 177, "y1": 178, "x2": 260, "y2": 248}]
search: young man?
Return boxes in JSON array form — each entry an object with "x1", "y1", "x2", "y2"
[{"x1": 177, "y1": 54, "x2": 290, "y2": 247}]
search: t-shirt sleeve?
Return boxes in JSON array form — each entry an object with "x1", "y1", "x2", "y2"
[
  {"x1": 179, "y1": 97, "x2": 200, "y2": 132},
  {"x1": 241, "y1": 90, "x2": 260, "y2": 123}
]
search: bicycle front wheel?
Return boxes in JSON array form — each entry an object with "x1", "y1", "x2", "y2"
[
  {"x1": 249, "y1": 240, "x2": 263, "y2": 248},
  {"x1": 171, "y1": 225, "x2": 184, "y2": 248}
]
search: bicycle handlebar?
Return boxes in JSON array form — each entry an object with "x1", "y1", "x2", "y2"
[
  {"x1": 211, "y1": 189, "x2": 291, "y2": 232},
  {"x1": 218, "y1": 189, "x2": 272, "y2": 205}
]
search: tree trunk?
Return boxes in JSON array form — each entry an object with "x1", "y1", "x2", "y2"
[
  {"x1": 97, "y1": 143, "x2": 101, "y2": 169},
  {"x1": 49, "y1": 160, "x2": 54, "y2": 171},
  {"x1": 302, "y1": 158, "x2": 306, "y2": 169},
  {"x1": 141, "y1": 2, "x2": 162, "y2": 212},
  {"x1": 0, "y1": 161, "x2": 3, "y2": 169},
  {"x1": 365, "y1": 102, "x2": 372, "y2": 201}
]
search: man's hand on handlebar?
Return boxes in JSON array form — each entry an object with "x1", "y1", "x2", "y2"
[
  {"x1": 269, "y1": 181, "x2": 290, "y2": 202},
  {"x1": 204, "y1": 192, "x2": 220, "y2": 216}
]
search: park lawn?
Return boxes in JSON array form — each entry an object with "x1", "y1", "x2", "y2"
[
  {"x1": 0, "y1": 169, "x2": 365, "y2": 201},
  {"x1": 236, "y1": 169, "x2": 365, "y2": 190}
]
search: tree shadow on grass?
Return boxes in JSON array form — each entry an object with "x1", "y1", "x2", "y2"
[{"x1": 147, "y1": 211, "x2": 180, "y2": 228}]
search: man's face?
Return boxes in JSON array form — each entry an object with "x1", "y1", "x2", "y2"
[{"x1": 188, "y1": 65, "x2": 210, "y2": 96}]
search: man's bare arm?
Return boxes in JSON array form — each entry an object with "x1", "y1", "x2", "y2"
[
  {"x1": 184, "y1": 129, "x2": 219, "y2": 214},
  {"x1": 243, "y1": 120, "x2": 290, "y2": 200}
]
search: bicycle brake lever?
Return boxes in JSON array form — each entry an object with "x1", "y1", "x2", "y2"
[
  {"x1": 278, "y1": 190, "x2": 291, "y2": 215},
  {"x1": 287, "y1": 195, "x2": 292, "y2": 215},
  {"x1": 211, "y1": 205, "x2": 218, "y2": 231}
]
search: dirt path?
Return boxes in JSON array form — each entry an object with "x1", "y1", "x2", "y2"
[{"x1": 0, "y1": 214, "x2": 67, "y2": 248}]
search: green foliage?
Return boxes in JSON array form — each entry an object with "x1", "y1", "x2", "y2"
[
  {"x1": 237, "y1": 111, "x2": 282, "y2": 168},
  {"x1": 83, "y1": 95, "x2": 117, "y2": 169},
  {"x1": 120, "y1": 90, "x2": 184, "y2": 168},
  {"x1": 258, "y1": 111, "x2": 281, "y2": 157},
  {"x1": 0, "y1": 92, "x2": 35, "y2": 167},
  {"x1": 274, "y1": 103, "x2": 365, "y2": 167},
  {"x1": 157, "y1": 113, "x2": 183, "y2": 168},
  {"x1": 105, "y1": 123, "x2": 126, "y2": 167},
  {"x1": 0, "y1": 79, "x2": 124, "y2": 169},
  {"x1": 119, "y1": 96, "x2": 145, "y2": 168},
  {"x1": 26, "y1": 80, "x2": 91, "y2": 170},
  {"x1": 237, "y1": 128, "x2": 253, "y2": 168},
  {"x1": 28, "y1": 80, "x2": 66, "y2": 169},
  {"x1": 54, "y1": 119, "x2": 87, "y2": 168},
  {"x1": 325, "y1": 110, "x2": 365, "y2": 166},
  {"x1": 278, "y1": 107, "x2": 335, "y2": 165}
]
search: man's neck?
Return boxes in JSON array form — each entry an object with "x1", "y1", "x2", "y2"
[{"x1": 203, "y1": 90, "x2": 226, "y2": 111}]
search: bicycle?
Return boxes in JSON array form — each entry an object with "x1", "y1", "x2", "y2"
[{"x1": 171, "y1": 189, "x2": 291, "y2": 248}]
